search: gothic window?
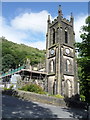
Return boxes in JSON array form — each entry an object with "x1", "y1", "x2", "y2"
[
  {"x1": 66, "y1": 59, "x2": 71, "y2": 72},
  {"x1": 53, "y1": 28, "x2": 55, "y2": 44},
  {"x1": 57, "y1": 27, "x2": 59, "y2": 43},
  {"x1": 60, "y1": 27, "x2": 62, "y2": 31},
  {"x1": 66, "y1": 60, "x2": 68, "y2": 71},
  {"x1": 65, "y1": 29, "x2": 68, "y2": 43},
  {"x1": 62, "y1": 81, "x2": 65, "y2": 96},
  {"x1": 51, "y1": 60, "x2": 54, "y2": 72},
  {"x1": 49, "y1": 59, "x2": 55, "y2": 73}
]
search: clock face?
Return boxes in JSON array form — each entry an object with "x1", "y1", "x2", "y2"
[
  {"x1": 50, "y1": 49, "x2": 55, "y2": 55},
  {"x1": 65, "y1": 48, "x2": 70, "y2": 54}
]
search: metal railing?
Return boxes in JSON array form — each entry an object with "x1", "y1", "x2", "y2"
[{"x1": 0, "y1": 66, "x2": 24, "y2": 78}]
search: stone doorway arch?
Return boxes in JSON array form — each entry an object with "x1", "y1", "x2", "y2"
[{"x1": 66, "y1": 79, "x2": 72, "y2": 97}]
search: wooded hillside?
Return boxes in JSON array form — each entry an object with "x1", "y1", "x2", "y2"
[{"x1": 1, "y1": 37, "x2": 45, "y2": 73}]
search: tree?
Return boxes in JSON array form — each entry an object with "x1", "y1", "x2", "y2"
[
  {"x1": 2, "y1": 54, "x2": 16, "y2": 72},
  {"x1": 76, "y1": 16, "x2": 90, "y2": 103},
  {"x1": 1, "y1": 37, "x2": 45, "y2": 73}
]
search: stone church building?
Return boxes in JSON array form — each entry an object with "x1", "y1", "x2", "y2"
[
  {"x1": 46, "y1": 6, "x2": 79, "y2": 97},
  {"x1": 1, "y1": 6, "x2": 79, "y2": 98}
]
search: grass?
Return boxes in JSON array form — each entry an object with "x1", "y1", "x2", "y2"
[{"x1": 49, "y1": 94, "x2": 64, "y2": 99}]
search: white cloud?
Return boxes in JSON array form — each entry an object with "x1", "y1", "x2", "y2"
[
  {"x1": 0, "y1": 17, "x2": 27, "y2": 44},
  {"x1": 74, "y1": 14, "x2": 87, "y2": 42},
  {"x1": 0, "y1": 10, "x2": 52, "y2": 50},
  {"x1": 0, "y1": 10, "x2": 87, "y2": 50},
  {"x1": 27, "y1": 40, "x2": 46, "y2": 50},
  {"x1": 11, "y1": 10, "x2": 50, "y2": 33}
]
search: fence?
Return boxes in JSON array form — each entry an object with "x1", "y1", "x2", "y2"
[{"x1": 0, "y1": 66, "x2": 24, "y2": 78}]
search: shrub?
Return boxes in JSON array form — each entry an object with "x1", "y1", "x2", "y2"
[
  {"x1": 4, "y1": 85, "x2": 14, "y2": 91},
  {"x1": 80, "y1": 95, "x2": 86, "y2": 102},
  {"x1": 4, "y1": 87, "x2": 10, "y2": 91},
  {"x1": 9, "y1": 85, "x2": 14, "y2": 89},
  {"x1": 19, "y1": 84, "x2": 46, "y2": 94}
]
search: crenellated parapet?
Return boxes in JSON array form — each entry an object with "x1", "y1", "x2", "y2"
[
  {"x1": 48, "y1": 16, "x2": 73, "y2": 28},
  {"x1": 47, "y1": 6, "x2": 74, "y2": 28},
  {"x1": 62, "y1": 17, "x2": 73, "y2": 26}
]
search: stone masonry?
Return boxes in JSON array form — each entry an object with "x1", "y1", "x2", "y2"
[{"x1": 46, "y1": 5, "x2": 79, "y2": 97}]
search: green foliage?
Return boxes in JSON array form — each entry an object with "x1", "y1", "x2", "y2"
[
  {"x1": 54, "y1": 94, "x2": 64, "y2": 99},
  {"x1": 19, "y1": 84, "x2": 64, "y2": 98},
  {"x1": 19, "y1": 84, "x2": 46, "y2": 94},
  {"x1": 1, "y1": 37, "x2": 45, "y2": 73},
  {"x1": 49, "y1": 94, "x2": 64, "y2": 99},
  {"x1": 4, "y1": 87, "x2": 11, "y2": 91},
  {"x1": 4, "y1": 85, "x2": 14, "y2": 91},
  {"x1": 75, "y1": 16, "x2": 90, "y2": 103},
  {"x1": 80, "y1": 95, "x2": 86, "y2": 102},
  {"x1": 9, "y1": 85, "x2": 14, "y2": 89},
  {"x1": 2, "y1": 54, "x2": 16, "y2": 72}
]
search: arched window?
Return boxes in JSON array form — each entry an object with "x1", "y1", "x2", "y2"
[
  {"x1": 49, "y1": 59, "x2": 55, "y2": 73},
  {"x1": 66, "y1": 59, "x2": 71, "y2": 72},
  {"x1": 60, "y1": 27, "x2": 62, "y2": 31},
  {"x1": 65, "y1": 29, "x2": 68, "y2": 43},
  {"x1": 53, "y1": 28, "x2": 55, "y2": 44},
  {"x1": 51, "y1": 60, "x2": 54, "y2": 72}
]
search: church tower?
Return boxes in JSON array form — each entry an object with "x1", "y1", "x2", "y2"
[{"x1": 46, "y1": 6, "x2": 78, "y2": 97}]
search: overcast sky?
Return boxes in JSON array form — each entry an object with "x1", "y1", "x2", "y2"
[{"x1": 1, "y1": 2, "x2": 88, "y2": 49}]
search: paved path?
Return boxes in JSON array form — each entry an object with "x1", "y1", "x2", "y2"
[{"x1": 2, "y1": 95, "x2": 87, "y2": 119}]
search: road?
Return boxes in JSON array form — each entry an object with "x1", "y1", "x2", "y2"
[{"x1": 1, "y1": 95, "x2": 87, "y2": 119}]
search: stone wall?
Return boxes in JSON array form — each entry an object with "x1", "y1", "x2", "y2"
[
  {"x1": 16, "y1": 90, "x2": 66, "y2": 106},
  {"x1": 2, "y1": 90, "x2": 66, "y2": 106}
]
